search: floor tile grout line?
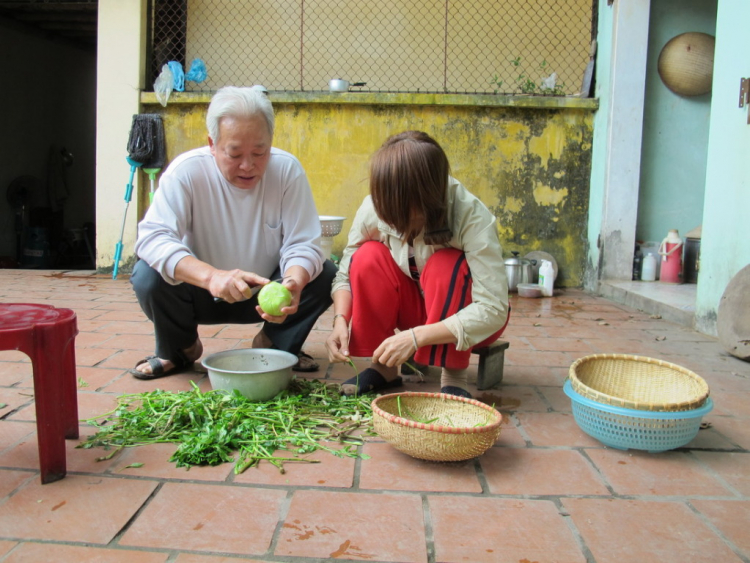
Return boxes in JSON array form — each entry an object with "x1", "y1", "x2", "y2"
[
  {"x1": 0, "y1": 469, "x2": 37, "y2": 508},
  {"x1": 5, "y1": 466, "x2": 746, "y2": 503},
  {"x1": 106, "y1": 481, "x2": 165, "y2": 548},
  {"x1": 0, "y1": 535, "x2": 424, "y2": 563},
  {"x1": 265, "y1": 489, "x2": 294, "y2": 559},
  {"x1": 577, "y1": 447, "x2": 618, "y2": 496},
  {"x1": 351, "y1": 445, "x2": 363, "y2": 490},
  {"x1": 687, "y1": 450, "x2": 746, "y2": 498},
  {"x1": 0, "y1": 537, "x2": 181, "y2": 554},
  {"x1": 685, "y1": 500, "x2": 750, "y2": 563},
  {"x1": 553, "y1": 497, "x2": 597, "y2": 563},
  {"x1": 473, "y1": 457, "x2": 491, "y2": 495},
  {"x1": 507, "y1": 412, "x2": 533, "y2": 445},
  {"x1": 421, "y1": 494, "x2": 436, "y2": 563},
  {"x1": 530, "y1": 384, "x2": 556, "y2": 412}
]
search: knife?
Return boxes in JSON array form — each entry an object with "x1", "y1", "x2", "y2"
[{"x1": 214, "y1": 278, "x2": 284, "y2": 303}]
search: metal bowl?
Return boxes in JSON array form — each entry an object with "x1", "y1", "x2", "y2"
[
  {"x1": 319, "y1": 216, "x2": 346, "y2": 237},
  {"x1": 202, "y1": 348, "x2": 297, "y2": 401}
]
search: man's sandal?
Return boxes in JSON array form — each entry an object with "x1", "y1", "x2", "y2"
[{"x1": 127, "y1": 354, "x2": 193, "y2": 380}]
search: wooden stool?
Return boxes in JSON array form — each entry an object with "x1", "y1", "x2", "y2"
[
  {"x1": 0, "y1": 303, "x2": 79, "y2": 484},
  {"x1": 473, "y1": 340, "x2": 510, "y2": 390}
]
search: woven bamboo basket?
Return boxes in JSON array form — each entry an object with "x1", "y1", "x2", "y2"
[
  {"x1": 569, "y1": 354, "x2": 709, "y2": 412},
  {"x1": 371, "y1": 392, "x2": 502, "y2": 462}
]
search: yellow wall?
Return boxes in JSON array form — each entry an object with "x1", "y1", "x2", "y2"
[{"x1": 140, "y1": 93, "x2": 594, "y2": 286}]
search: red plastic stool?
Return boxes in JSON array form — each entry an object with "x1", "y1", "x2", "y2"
[{"x1": 0, "y1": 303, "x2": 79, "y2": 484}]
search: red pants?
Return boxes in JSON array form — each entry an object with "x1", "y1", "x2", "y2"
[{"x1": 347, "y1": 241, "x2": 508, "y2": 369}]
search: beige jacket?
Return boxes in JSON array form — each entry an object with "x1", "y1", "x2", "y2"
[{"x1": 332, "y1": 177, "x2": 509, "y2": 351}]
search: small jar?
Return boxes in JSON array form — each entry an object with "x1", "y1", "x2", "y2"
[{"x1": 641, "y1": 253, "x2": 657, "y2": 281}]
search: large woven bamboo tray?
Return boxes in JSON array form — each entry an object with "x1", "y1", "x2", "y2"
[
  {"x1": 569, "y1": 354, "x2": 709, "y2": 412},
  {"x1": 371, "y1": 392, "x2": 502, "y2": 462}
]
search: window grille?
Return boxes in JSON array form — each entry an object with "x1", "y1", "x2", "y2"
[{"x1": 149, "y1": 0, "x2": 595, "y2": 95}]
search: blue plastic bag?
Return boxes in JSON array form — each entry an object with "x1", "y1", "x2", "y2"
[
  {"x1": 167, "y1": 61, "x2": 185, "y2": 92},
  {"x1": 185, "y1": 58, "x2": 208, "y2": 83}
]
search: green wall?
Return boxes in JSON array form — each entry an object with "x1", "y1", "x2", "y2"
[
  {"x1": 637, "y1": 0, "x2": 717, "y2": 246},
  {"x1": 695, "y1": 0, "x2": 750, "y2": 335},
  {"x1": 584, "y1": 0, "x2": 614, "y2": 289}
]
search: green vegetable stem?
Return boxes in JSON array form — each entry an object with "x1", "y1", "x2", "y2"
[{"x1": 78, "y1": 379, "x2": 375, "y2": 474}]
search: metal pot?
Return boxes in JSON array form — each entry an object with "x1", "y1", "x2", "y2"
[
  {"x1": 329, "y1": 78, "x2": 350, "y2": 92},
  {"x1": 328, "y1": 78, "x2": 367, "y2": 92},
  {"x1": 504, "y1": 251, "x2": 536, "y2": 292}
]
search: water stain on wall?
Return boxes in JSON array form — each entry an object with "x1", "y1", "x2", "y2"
[{"x1": 142, "y1": 99, "x2": 593, "y2": 286}]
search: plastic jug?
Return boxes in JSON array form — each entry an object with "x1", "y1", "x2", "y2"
[
  {"x1": 538, "y1": 259, "x2": 555, "y2": 297},
  {"x1": 658, "y1": 229, "x2": 683, "y2": 284},
  {"x1": 641, "y1": 253, "x2": 657, "y2": 281}
]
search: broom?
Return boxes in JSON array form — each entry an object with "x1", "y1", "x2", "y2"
[
  {"x1": 113, "y1": 114, "x2": 165, "y2": 280},
  {"x1": 142, "y1": 116, "x2": 166, "y2": 205}
]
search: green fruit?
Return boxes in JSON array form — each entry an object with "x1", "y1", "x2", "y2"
[{"x1": 257, "y1": 281, "x2": 292, "y2": 316}]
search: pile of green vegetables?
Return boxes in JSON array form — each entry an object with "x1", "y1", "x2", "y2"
[{"x1": 78, "y1": 379, "x2": 374, "y2": 474}]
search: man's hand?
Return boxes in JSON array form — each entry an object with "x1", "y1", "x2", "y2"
[
  {"x1": 255, "y1": 276, "x2": 300, "y2": 323},
  {"x1": 254, "y1": 262, "x2": 311, "y2": 322},
  {"x1": 209, "y1": 269, "x2": 269, "y2": 303}
]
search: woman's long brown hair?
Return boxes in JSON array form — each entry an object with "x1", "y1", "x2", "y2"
[{"x1": 369, "y1": 131, "x2": 453, "y2": 246}]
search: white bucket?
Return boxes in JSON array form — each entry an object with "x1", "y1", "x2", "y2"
[
  {"x1": 639, "y1": 241, "x2": 662, "y2": 278},
  {"x1": 320, "y1": 237, "x2": 333, "y2": 259},
  {"x1": 641, "y1": 253, "x2": 657, "y2": 281}
]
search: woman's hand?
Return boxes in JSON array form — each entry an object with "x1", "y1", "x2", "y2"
[
  {"x1": 326, "y1": 321, "x2": 351, "y2": 363},
  {"x1": 372, "y1": 330, "x2": 416, "y2": 368}
]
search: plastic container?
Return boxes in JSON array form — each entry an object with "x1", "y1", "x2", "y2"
[
  {"x1": 569, "y1": 353, "x2": 710, "y2": 412},
  {"x1": 639, "y1": 241, "x2": 662, "y2": 278},
  {"x1": 564, "y1": 380, "x2": 713, "y2": 452},
  {"x1": 320, "y1": 237, "x2": 333, "y2": 259},
  {"x1": 641, "y1": 253, "x2": 657, "y2": 281},
  {"x1": 659, "y1": 229, "x2": 684, "y2": 284},
  {"x1": 21, "y1": 227, "x2": 52, "y2": 268},
  {"x1": 517, "y1": 283, "x2": 542, "y2": 298},
  {"x1": 538, "y1": 259, "x2": 554, "y2": 297}
]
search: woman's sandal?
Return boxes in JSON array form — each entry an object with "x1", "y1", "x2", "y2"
[
  {"x1": 440, "y1": 385, "x2": 472, "y2": 399},
  {"x1": 340, "y1": 367, "x2": 403, "y2": 396},
  {"x1": 127, "y1": 354, "x2": 193, "y2": 380}
]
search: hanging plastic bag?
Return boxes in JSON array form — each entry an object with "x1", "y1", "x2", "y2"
[
  {"x1": 167, "y1": 61, "x2": 185, "y2": 92},
  {"x1": 541, "y1": 72, "x2": 558, "y2": 91},
  {"x1": 154, "y1": 64, "x2": 174, "y2": 107},
  {"x1": 185, "y1": 58, "x2": 208, "y2": 83}
]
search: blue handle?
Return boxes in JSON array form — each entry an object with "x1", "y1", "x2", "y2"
[
  {"x1": 124, "y1": 166, "x2": 137, "y2": 202},
  {"x1": 113, "y1": 242, "x2": 123, "y2": 279}
]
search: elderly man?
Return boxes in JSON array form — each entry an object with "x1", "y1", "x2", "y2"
[{"x1": 129, "y1": 86, "x2": 335, "y2": 379}]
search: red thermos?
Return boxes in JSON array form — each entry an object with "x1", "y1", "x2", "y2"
[{"x1": 659, "y1": 229, "x2": 683, "y2": 284}]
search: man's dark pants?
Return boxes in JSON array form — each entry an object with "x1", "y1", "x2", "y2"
[{"x1": 130, "y1": 260, "x2": 337, "y2": 364}]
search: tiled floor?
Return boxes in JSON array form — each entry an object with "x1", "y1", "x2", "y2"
[{"x1": 1, "y1": 269, "x2": 749, "y2": 563}]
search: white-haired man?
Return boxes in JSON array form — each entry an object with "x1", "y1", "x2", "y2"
[{"x1": 129, "y1": 86, "x2": 334, "y2": 379}]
